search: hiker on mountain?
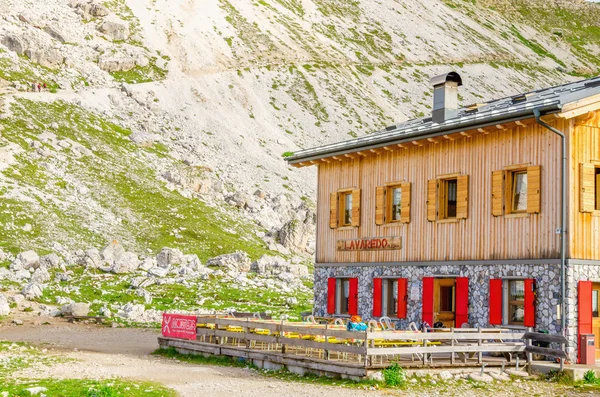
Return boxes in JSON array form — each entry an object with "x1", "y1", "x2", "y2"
[
  {"x1": 31, "y1": 82, "x2": 36, "y2": 92},
  {"x1": 37, "y1": 83, "x2": 41, "y2": 92},
  {"x1": 43, "y1": 82, "x2": 47, "y2": 91}
]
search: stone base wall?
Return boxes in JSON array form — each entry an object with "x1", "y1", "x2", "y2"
[{"x1": 314, "y1": 263, "x2": 561, "y2": 338}]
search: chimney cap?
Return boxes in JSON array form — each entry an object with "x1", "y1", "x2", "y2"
[{"x1": 430, "y1": 71, "x2": 463, "y2": 87}]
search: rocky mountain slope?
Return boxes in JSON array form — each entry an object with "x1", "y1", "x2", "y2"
[{"x1": 0, "y1": 0, "x2": 599, "y2": 319}]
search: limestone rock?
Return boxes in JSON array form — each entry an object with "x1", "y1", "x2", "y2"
[
  {"x1": 40, "y1": 253, "x2": 61, "y2": 268},
  {"x1": 156, "y1": 247, "x2": 185, "y2": 267},
  {"x1": 251, "y1": 255, "x2": 309, "y2": 278},
  {"x1": 138, "y1": 257, "x2": 156, "y2": 271},
  {"x1": 279, "y1": 217, "x2": 312, "y2": 253},
  {"x1": 99, "y1": 20, "x2": 130, "y2": 41},
  {"x1": 0, "y1": 294, "x2": 10, "y2": 316},
  {"x1": 30, "y1": 267, "x2": 50, "y2": 284},
  {"x1": 148, "y1": 266, "x2": 168, "y2": 278},
  {"x1": 1, "y1": 35, "x2": 25, "y2": 54},
  {"x1": 24, "y1": 48, "x2": 65, "y2": 69},
  {"x1": 98, "y1": 55, "x2": 136, "y2": 72},
  {"x1": 62, "y1": 302, "x2": 90, "y2": 316},
  {"x1": 438, "y1": 371, "x2": 453, "y2": 381},
  {"x1": 14, "y1": 250, "x2": 39, "y2": 270},
  {"x1": 43, "y1": 26, "x2": 66, "y2": 43},
  {"x1": 22, "y1": 282, "x2": 44, "y2": 300},
  {"x1": 136, "y1": 289, "x2": 152, "y2": 304},
  {"x1": 100, "y1": 241, "x2": 125, "y2": 264},
  {"x1": 90, "y1": 4, "x2": 110, "y2": 17},
  {"x1": 0, "y1": 268, "x2": 12, "y2": 280},
  {"x1": 25, "y1": 387, "x2": 47, "y2": 396},
  {"x1": 111, "y1": 252, "x2": 140, "y2": 273},
  {"x1": 468, "y1": 372, "x2": 493, "y2": 383},
  {"x1": 207, "y1": 251, "x2": 251, "y2": 272}
]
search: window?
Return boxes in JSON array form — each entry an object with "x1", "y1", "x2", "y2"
[
  {"x1": 593, "y1": 290, "x2": 599, "y2": 318},
  {"x1": 507, "y1": 280, "x2": 525, "y2": 325},
  {"x1": 492, "y1": 165, "x2": 541, "y2": 216},
  {"x1": 329, "y1": 189, "x2": 361, "y2": 228},
  {"x1": 442, "y1": 178, "x2": 458, "y2": 219},
  {"x1": 427, "y1": 174, "x2": 468, "y2": 221},
  {"x1": 580, "y1": 163, "x2": 600, "y2": 213},
  {"x1": 375, "y1": 183, "x2": 411, "y2": 225},
  {"x1": 382, "y1": 279, "x2": 399, "y2": 317},
  {"x1": 341, "y1": 192, "x2": 353, "y2": 226},
  {"x1": 489, "y1": 278, "x2": 536, "y2": 327},
  {"x1": 390, "y1": 187, "x2": 402, "y2": 221},
  {"x1": 327, "y1": 277, "x2": 358, "y2": 315}
]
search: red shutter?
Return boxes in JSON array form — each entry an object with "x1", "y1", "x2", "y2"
[
  {"x1": 579, "y1": 281, "x2": 593, "y2": 363},
  {"x1": 455, "y1": 277, "x2": 469, "y2": 328},
  {"x1": 348, "y1": 278, "x2": 359, "y2": 315},
  {"x1": 489, "y1": 279, "x2": 503, "y2": 325},
  {"x1": 397, "y1": 278, "x2": 408, "y2": 319},
  {"x1": 327, "y1": 278, "x2": 336, "y2": 314},
  {"x1": 373, "y1": 278, "x2": 382, "y2": 317},
  {"x1": 422, "y1": 277, "x2": 434, "y2": 326},
  {"x1": 524, "y1": 279, "x2": 536, "y2": 327}
]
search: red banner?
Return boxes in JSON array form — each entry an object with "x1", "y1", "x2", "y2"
[{"x1": 162, "y1": 313, "x2": 197, "y2": 340}]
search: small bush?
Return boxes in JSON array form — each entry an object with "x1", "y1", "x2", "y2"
[
  {"x1": 584, "y1": 369, "x2": 598, "y2": 384},
  {"x1": 281, "y1": 151, "x2": 294, "y2": 158},
  {"x1": 382, "y1": 363, "x2": 406, "y2": 387}
]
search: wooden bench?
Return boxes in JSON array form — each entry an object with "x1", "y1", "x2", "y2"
[{"x1": 66, "y1": 315, "x2": 106, "y2": 324}]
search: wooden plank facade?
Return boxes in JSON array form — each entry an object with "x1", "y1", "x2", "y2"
[{"x1": 315, "y1": 118, "x2": 568, "y2": 264}]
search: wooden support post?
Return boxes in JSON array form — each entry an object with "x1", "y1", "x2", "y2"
[
  {"x1": 245, "y1": 318, "x2": 250, "y2": 349},
  {"x1": 450, "y1": 328, "x2": 455, "y2": 364},
  {"x1": 477, "y1": 327, "x2": 482, "y2": 364},
  {"x1": 526, "y1": 327, "x2": 533, "y2": 364},
  {"x1": 281, "y1": 319, "x2": 286, "y2": 354},
  {"x1": 422, "y1": 337, "x2": 427, "y2": 365},
  {"x1": 560, "y1": 342, "x2": 565, "y2": 371},
  {"x1": 324, "y1": 323, "x2": 330, "y2": 360}
]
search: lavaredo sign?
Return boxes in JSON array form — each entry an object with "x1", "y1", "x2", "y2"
[
  {"x1": 336, "y1": 237, "x2": 402, "y2": 252},
  {"x1": 162, "y1": 313, "x2": 197, "y2": 340}
]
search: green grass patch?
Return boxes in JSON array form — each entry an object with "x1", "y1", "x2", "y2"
[{"x1": 0, "y1": 378, "x2": 176, "y2": 397}]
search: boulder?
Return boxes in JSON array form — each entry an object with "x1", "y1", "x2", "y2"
[
  {"x1": 40, "y1": 253, "x2": 61, "y2": 268},
  {"x1": 90, "y1": 3, "x2": 110, "y2": 17},
  {"x1": 251, "y1": 255, "x2": 309, "y2": 278},
  {"x1": 62, "y1": 302, "x2": 90, "y2": 317},
  {"x1": 22, "y1": 282, "x2": 44, "y2": 300},
  {"x1": 1, "y1": 35, "x2": 25, "y2": 54},
  {"x1": 117, "y1": 303, "x2": 145, "y2": 322},
  {"x1": 12, "y1": 294, "x2": 25, "y2": 305},
  {"x1": 100, "y1": 241, "x2": 125, "y2": 264},
  {"x1": 30, "y1": 267, "x2": 50, "y2": 284},
  {"x1": 138, "y1": 257, "x2": 156, "y2": 271},
  {"x1": 136, "y1": 289, "x2": 152, "y2": 304},
  {"x1": 156, "y1": 247, "x2": 185, "y2": 267},
  {"x1": 98, "y1": 55, "x2": 136, "y2": 72},
  {"x1": 99, "y1": 20, "x2": 130, "y2": 41},
  {"x1": 148, "y1": 266, "x2": 168, "y2": 277},
  {"x1": 24, "y1": 48, "x2": 65, "y2": 69},
  {"x1": 111, "y1": 252, "x2": 140, "y2": 274},
  {"x1": 207, "y1": 251, "x2": 251, "y2": 272},
  {"x1": 14, "y1": 250, "x2": 39, "y2": 270},
  {"x1": 0, "y1": 268, "x2": 12, "y2": 280},
  {"x1": 24, "y1": 387, "x2": 47, "y2": 396},
  {"x1": 279, "y1": 217, "x2": 313, "y2": 253},
  {"x1": 80, "y1": 249, "x2": 101, "y2": 268},
  {"x1": 468, "y1": 372, "x2": 493, "y2": 383},
  {"x1": 43, "y1": 26, "x2": 66, "y2": 43},
  {"x1": 14, "y1": 269, "x2": 31, "y2": 281},
  {"x1": 0, "y1": 294, "x2": 10, "y2": 316}
]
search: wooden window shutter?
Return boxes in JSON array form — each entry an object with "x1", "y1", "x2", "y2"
[
  {"x1": 489, "y1": 279, "x2": 503, "y2": 325},
  {"x1": 456, "y1": 175, "x2": 469, "y2": 219},
  {"x1": 491, "y1": 170, "x2": 504, "y2": 217},
  {"x1": 578, "y1": 280, "x2": 593, "y2": 363},
  {"x1": 455, "y1": 277, "x2": 469, "y2": 328},
  {"x1": 400, "y1": 182, "x2": 411, "y2": 223},
  {"x1": 375, "y1": 187, "x2": 385, "y2": 225},
  {"x1": 372, "y1": 278, "x2": 382, "y2": 317},
  {"x1": 397, "y1": 278, "x2": 408, "y2": 319},
  {"x1": 329, "y1": 192, "x2": 338, "y2": 228},
  {"x1": 526, "y1": 165, "x2": 541, "y2": 214},
  {"x1": 523, "y1": 279, "x2": 536, "y2": 327},
  {"x1": 351, "y1": 189, "x2": 361, "y2": 227},
  {"x1": 580, "y1": 163, "x2": 596, "y2": 213},
  {"x1": 327, "y1": 278, "x2": 336, "y2": 314},
  {"x1": 422, "y1": 277, "x2": 434, "y2": 326},
  {"x1": 348, "y1": 278, "x2": 359, "y2": 315},
  {"x1": 427, "y1": 179, "x2": 437, "y2": 222}
]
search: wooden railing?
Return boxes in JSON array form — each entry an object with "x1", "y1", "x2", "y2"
[{"x1": 523, "y1": 331, "x2": 568, "y2": 370}]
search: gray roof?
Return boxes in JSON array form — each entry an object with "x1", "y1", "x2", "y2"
[{"x1": 286, "y1": 76, "x2": 600, "y2": 164}]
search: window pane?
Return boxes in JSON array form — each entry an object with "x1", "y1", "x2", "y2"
[
  {"x1": 440, "y1": 286, "x2": 454, "y2": 312},
  {"x1": 344, "y1": 194, "x2": 352, "y2": 225},
  {"x1": 446, "y1": 179, "x2": 457, "y2": 218},
  {"x1": 510, "y1": 303, "x2": 525, "y2": 323},
  {"x1": 512, "y1": 172, "x2": 528, "y2": 212},
  {"x1": 594, "y1": 291, "x2": 599, "y2": 318},
  {"x1": 509, "y1": 280, "x2": 525, "y2": 300},
  {"x1": 391, "y1": 188, "x2": 402, "y2": 221},
  {"x1": 341, "y1": 279, "x2": 349, "y2": 314}
]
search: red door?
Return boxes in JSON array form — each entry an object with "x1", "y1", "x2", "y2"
[
  {"x1": 579, "y1": 281, "x2": 593, "y2": 363},
  {"x1": 348, "y1": 278, "x2": 358, "y2": 315}
]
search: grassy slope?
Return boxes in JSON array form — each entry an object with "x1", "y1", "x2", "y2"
[{"x1": 0, "y1": 98, "x2": 271, "y2": 262}]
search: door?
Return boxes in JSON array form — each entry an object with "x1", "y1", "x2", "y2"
[
  {"x1": 434, "y1": 278, "x2": 456, "y2": 328},
  {"x1": 592, "y1": 283, "x2": 600, "y2": 359}
]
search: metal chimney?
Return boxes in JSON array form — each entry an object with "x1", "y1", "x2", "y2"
[{"x1": 430, "y1": 71, "x2": 463, "y2": 123}]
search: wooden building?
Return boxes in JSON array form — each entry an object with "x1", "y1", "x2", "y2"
[{"x1": 286, "y1": 73, "x2": 600, "y2": 362}]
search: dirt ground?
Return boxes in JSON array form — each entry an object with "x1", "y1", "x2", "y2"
[{"x1": 0, "y1": 316, "x2": 589, "y2": 397}]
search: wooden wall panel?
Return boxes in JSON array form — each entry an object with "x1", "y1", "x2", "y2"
[
  {"x1": 315, "y1": 118, "x2": 564, "y2": 263},
  {"x1": 569, "y1": 111, "x2": 600, "y2": 260}
]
